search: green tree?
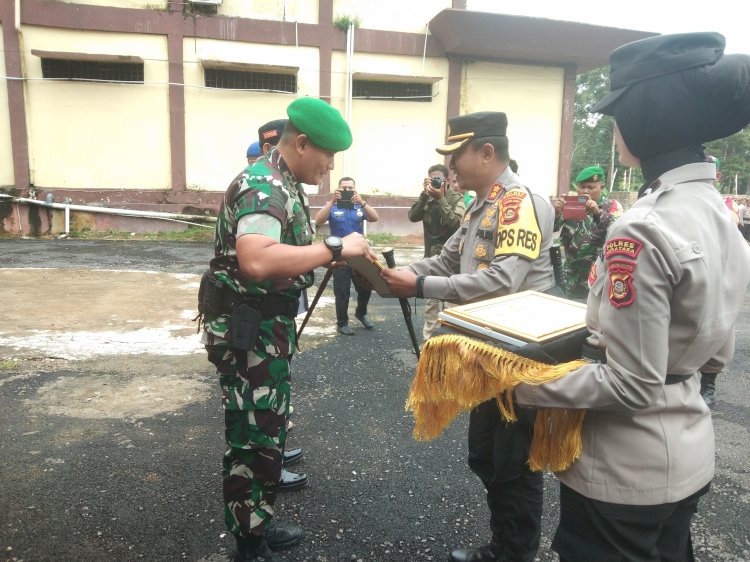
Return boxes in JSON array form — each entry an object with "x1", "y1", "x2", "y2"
[
  {"x1": 572, "y1": 68, "x2": 642, "y2": 192},
  {"x1": 706, "y1": 127, "x2": 750, "y2": 194}
]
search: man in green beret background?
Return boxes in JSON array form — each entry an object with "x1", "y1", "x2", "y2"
[
  {"x1": 553, "y1": 166, "x2": 623, "y2": 299},
  {"x1": 200, "y1": 97, "x2": 374, "y2": 562}
]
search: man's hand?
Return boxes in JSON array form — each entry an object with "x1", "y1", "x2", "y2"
[
  {"x1": 423, "y1": 178, "x2": 446, "y2": 199},
  {"x1": 329, "y1": 190, "x2": 342, "y2": 205},
  {"x1": 553, "y1": 197, "x2": 564, "y2": 219},
  {"x1": 584, "y1": 196, "x2": 601, "y2": 217},
  {"x1": 380, "y1": 268, "x2": 418, "y2": 298},
  {"x1": 341, "y1": 232, "x2": 377, "y2": 261},
  {"x1": 351, "y1": 191, "x2": 364, "y2": 206}
]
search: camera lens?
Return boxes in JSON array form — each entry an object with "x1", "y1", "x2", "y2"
[{"x1": 430, "y1": 177, "x2": 445, "y2": 189}]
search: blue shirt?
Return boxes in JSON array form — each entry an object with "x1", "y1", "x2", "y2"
[{"x1": 328, "y1": 204, "x2": 366, "y2": 237}]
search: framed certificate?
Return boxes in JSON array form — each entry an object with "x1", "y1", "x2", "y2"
[{"x1": 438, "y1": 290, "x2": 587, "y2": 346}]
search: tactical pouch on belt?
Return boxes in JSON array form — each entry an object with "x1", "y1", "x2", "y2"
[
  {"x1": 195, "y1": 270, "x2": 226, "y2": 331},
  {"x1": 230, "y1": 304, "x2": 261, "y2": 351}
]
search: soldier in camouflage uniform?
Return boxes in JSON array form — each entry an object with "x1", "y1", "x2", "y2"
[
  {"x1": 408, "y1": 163, "x2": 465, "y2": 340},
  {"x1": 553, "y1": 166, "x2": 623, "y2": 300},
  {"x1": 201, "y1": 97, "x2": 373, "y2": 562}
]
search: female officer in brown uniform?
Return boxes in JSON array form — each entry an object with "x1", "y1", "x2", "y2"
[{"x1": 515, "y1": 32, "x2": 750, "y2": 561}]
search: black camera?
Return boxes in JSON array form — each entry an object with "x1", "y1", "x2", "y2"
[{"x1": 430, "y1": 176, "x2": 445, "y2": 189}]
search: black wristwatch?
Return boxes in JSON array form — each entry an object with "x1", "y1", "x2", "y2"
[{"x1": 324, "y1": 235, "x2": 343, "y2": 262}]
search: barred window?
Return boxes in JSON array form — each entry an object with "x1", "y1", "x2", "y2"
[
  {"x1": 353, "y1": 80, "x2": 433, "y2": 102},
  {"x1": 205, "y1": 68, "x2": 297, "y2": 93},
  {"x1": 41, "y1": 59, "x2": 144, "y2": 83}
]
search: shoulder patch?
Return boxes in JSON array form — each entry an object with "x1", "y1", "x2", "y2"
[
  {"x1": 494, "y1": 187, "x2": 542, "y2": 260},
  {"x1": 587, "y1": 261, "x2": 598, "y2": 287},
  {"x1": 608, "y1": 260, "x2": 636, "y2": 308},
  {"x1": 605, "y1": 237, "x2": 643, "y2": 260}
]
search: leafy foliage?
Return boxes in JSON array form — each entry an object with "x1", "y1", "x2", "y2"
[
  {"x1": 333, "y1": 14, "x2": 361, "y2": 31},
  {"x1": 705, "y1": 129, "x2": 750, "y2": 194}
]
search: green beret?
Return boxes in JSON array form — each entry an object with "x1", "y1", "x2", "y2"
[
  {"x1": 286, "y1": 98, "x2": 352, "y2": 152},
  {"x1": 575, "y1": 166, "x2": 606, "y2": 184}
]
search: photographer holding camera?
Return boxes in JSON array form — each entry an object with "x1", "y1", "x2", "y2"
[
  {"x1": 408, "y1": 164, "x2": 465, "y2": 341},
  {"x1": 315, "y1": 177, "x2": 380, "y2": 336}
]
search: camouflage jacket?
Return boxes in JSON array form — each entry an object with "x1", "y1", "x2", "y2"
[
  {"x1": 205, "y1": 149, "x2": 315, "y2": 353},
  {"x1": 408, "y1": 189, "x2": 465, "y2": 257},
  {"x1": 556, "y1": 197, "x2": 623, "y2": 298}
]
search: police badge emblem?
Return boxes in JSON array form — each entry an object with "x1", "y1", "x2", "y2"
[{"x1": 608, "y1": 261, "x2": 636, "y2": 308}]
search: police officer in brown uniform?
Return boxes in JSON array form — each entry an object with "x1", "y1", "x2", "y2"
[
  {"x1": 514, "y1": 32, "x2": 750, "y2": 561},
  {"x1": 382, "y1": 112, "x2": 556, "y2": 562}
]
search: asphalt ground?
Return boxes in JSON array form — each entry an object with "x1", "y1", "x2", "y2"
[{"x1": 0, "y1": 240, "x2": 748, "y2": 562}]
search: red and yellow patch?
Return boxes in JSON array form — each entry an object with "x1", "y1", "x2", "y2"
[
  {"x1": 487, "y1": 183, "x2": 504, "y2": 202},
  {"x1": 495, "y1": 187, "x2": 541, "y2": 260},
  {"x1": 499, "y1": 191, "x2": 527, "y2": 226},
  {"x1": 587, "y1": 262, "x2": 598, "y2": 287},
  {"x1": 605, "y1": 238, "x2": 643, "y2": 260},
  {"x1": 608, "y1": 260, "x2": 636, "y2": 308}
]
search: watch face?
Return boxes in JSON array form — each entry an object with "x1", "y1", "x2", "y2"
[{"x1": 325, "y1": 236, "x2": 343, "y2": 249}]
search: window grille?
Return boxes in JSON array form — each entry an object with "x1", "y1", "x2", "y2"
[
  {"x1": 204, "y1": 68, "x2": 297, "y2": 93},
  {"x1": 41, "y1": 59, "x2": 144, "y2": 83},
  {"x1": 352, "y1": 80, "x2": 433, "y2": 102}
]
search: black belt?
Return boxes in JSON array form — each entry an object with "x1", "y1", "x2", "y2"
[
  {"x1": 581, "y1": 343, "x2": 693, "y2": 385},
  {"x1": 221, "y1": 291, "x2": 298, "y2": 319}
]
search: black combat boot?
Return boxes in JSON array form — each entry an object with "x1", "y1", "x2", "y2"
[
  {"x1": 449, "y1": 540, "x2": 503, "y2": 562},
  {"x1": 234, "y1": 536, "x2": 281, "y2": 562},
  {"x1": 700, "y1": 372, "x2": 718, "y2": 409}
]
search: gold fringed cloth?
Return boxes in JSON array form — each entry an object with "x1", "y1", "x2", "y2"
[{"x1": 406, "y1": 334, "x2": 588, "y2": 472}]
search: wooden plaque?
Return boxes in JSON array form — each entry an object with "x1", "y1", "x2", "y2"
[
  {"x1": 438, "y1": 290, "x2": 587, "y2": 346},
  {"x1": 346, "y1": 254, "x2": 395, "y2": 298}
]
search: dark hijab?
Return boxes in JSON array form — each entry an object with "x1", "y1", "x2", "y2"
[{"x1": 593, "y1": 33, "x2": 750, "y2": 187}]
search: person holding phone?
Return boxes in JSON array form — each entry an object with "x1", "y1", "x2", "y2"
[
  {"x1": 553, "y1": 166, "x2": 623, "y2": 299},
  {"x1": 314, "y1": 177, "x2": 380, "y2": 335}
]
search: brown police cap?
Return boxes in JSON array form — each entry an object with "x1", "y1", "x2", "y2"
[{"x1": 436, "y1": 112, "x2": 508, "y2": 155}]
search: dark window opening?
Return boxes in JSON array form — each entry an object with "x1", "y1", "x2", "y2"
[
  {"x1": 352, "y1": 80, "x2": 433, "y2": 102},
  {"x1": 41, "y1": 59, "x2": 144, "y2": 83},
  {"x1": 204, "y1": 68, "x2": 297, "y2": 93}
]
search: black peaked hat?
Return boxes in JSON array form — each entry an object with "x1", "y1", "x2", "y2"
[
  {"x1": 258, "y1": 119, "x2": 288, "y2": 147},
  {"x1": 592, "y1": 32, "x2": 725, "y2": 115},
  {"x1": 436, "y1": 112, "x2": 508, "y2": 155}
]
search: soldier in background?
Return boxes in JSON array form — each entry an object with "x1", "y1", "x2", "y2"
[
  {"x1": 408, "y1": 163, "x2": 465, "y2": 341},
  {"x1": 553, "y1": 166, "x2": 623, "y2": 300}
]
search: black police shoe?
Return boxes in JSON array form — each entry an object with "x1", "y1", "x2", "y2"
[
  {"x1": 282, "y1": 448, "x2": 303, "y2": 467},
  {"x1": 355, "y1": 313, "x2": 375, "y2": 329},
  {"x1": 265, "y1": 523, "x2": 303, "y2": 551},
  {"x1": 338, "y1": 324, "x2": 355, "y2": 336},
  {"x1": 449, "y1": 542, "x2": 503, "y2": 562},
  {"x1": 234, "y1": 538, "x2": 281, "y2": 562},
  {"x1": 278, "y1": 468, "x2": 308, "y2": 492},
  {"x1": 701, "y1": 382, "x2": 716, "y2": 408}
]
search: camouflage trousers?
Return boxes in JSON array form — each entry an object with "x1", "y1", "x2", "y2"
[{"x1": 206, "y1": 340, "x2": 291, "y2": 539}]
